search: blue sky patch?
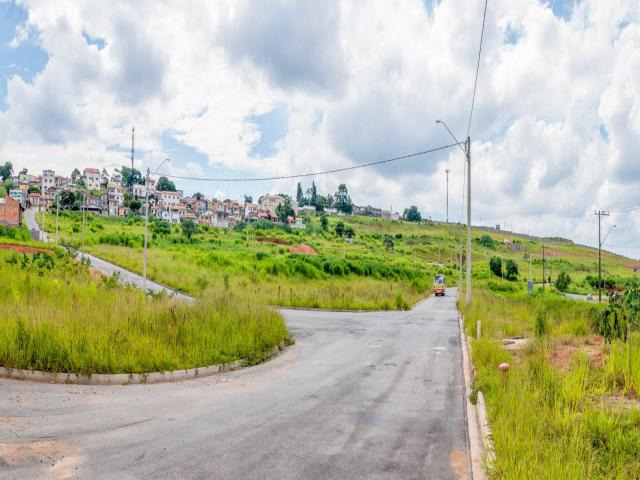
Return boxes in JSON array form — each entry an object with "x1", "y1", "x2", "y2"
[
  {"x1": 504, "y1": 24, "x2": 522, "y2": 44},
  {"x1": 82, "y1": 31, "x2": 107, "y2": 50},
  {"x1": 546, "y1": 0, "x2": 578, "y2": 21},
  {"x1": 599, "y1": 124, "x2": 608, "y2": 141},
  {"x1": 0, "y1": 1, "x2": 48, "y2": 110},
  {"x1": 248, "y1": 105, "x2": 289, "y2": 158}
]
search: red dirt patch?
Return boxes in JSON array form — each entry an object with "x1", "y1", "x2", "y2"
[
  {"x1": 257, "y1": 237, "x2": 317, "y2": 255},
  {"x1": 0, "y1": 243, "x2": 52, "y2": 255},
  {"x1": 550, "y1": 335, "x2": 604, "y2": 371}
]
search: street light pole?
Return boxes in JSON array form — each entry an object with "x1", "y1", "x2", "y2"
[
  {"x1": 55, "y1": 191, "x2": 60, "y2": 245},
  {"x1": 436, "y1": 120, "x2": 472, "y2": 304},
  {"x1": 465, "y1": 136, "x2": 471, "y2": 304},
  {"x1": 143, "y1": 158, "x2": 170, "y2": 293}
]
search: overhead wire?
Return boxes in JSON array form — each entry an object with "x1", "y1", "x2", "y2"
[
  {"x1": 467, "y1": 0, "x2": 489, "y2": 138},
  {"x1": 152, "y1": 142, "x2": 463, "y2": 182}
]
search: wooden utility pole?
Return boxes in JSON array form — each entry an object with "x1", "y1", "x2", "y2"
[{"x1": 445, "y1": 168, "x2": 450, "y2": 224}]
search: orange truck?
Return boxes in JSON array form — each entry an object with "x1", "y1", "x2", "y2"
[{"x1": 433, "y1": 274, "x2": 446, "y2": 296}]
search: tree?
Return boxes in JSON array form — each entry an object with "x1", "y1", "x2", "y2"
[
  {"x1": 489, "y1": 256, "x2": 503, "y2": 277},
  {"x1": 4, "y1": 179, "x2": 14, "y2": 192},
  {"x1": 129, "y1": 198, "x2": 142, "y2": 213},
  {"x1": 181, "y1": 220, "x2": 198, "y2": 240},
  {"x1": 101, "y1": 168, "x2": 109, "y2": 185},
  {"x1": 320, "y1": 214, "x2": 329, "y2": 231},
  {"x1": 505, "y1": 259, "x2": 518, "y2": 281},
  {"x1": 0, "y1": 161, "x2": 13, "y2": 181},
  {"x1": 404, "y1": 205, "x2": 421, "y2": 222},
  {"x1": 275, "y1": 196, "x2": 295, "y2": 223},
  {"x1": 476, "y1": 234, "x2": 496, "y2": 249},
  {"x1": 296, "y1": 182, "x2": 305, "y2": 206},
  {"x1": 335, "y1": 221, "x2": 345, "y2": 237},
  {"x1": 156, "y1": 176, "x2": 176, "y2": 191},
  {"x1": 307, "y1": 181, "x2": 317, "y2": 207},
  {"x1": 71, "y1": 168, "x2": 81, "y2": 182},
  {"x1": 243, "y1": 194, "x2": 253, "y2": 204},
  {"x1": 193, "y1": 192, "x2": 204, "y2": 200},
  {"x1": 121, "y1": 166, "x2": 144, "y2": 189},
  {"x1": 556, "y1": 272, "x2": 571, "y2": 292},
  {"x1": 58, "y1": 190, "x2": 83, "y2": 209},
  {"x1": 19, "y1": 168, "x2": 28, "y2": 176},
  {"x1": 334, "y1": 184, "x2": 353, "y2": 215},
  {"x1": 28, "y1": 184, "x2": 41, "y2": 194}
]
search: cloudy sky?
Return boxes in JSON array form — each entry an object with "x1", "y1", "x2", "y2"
[{"x1": 1, "y1": 0, "x2": 639, "y2": 257}]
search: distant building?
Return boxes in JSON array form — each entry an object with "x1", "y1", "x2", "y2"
[
  {"x1": 42, "y1": 169, "x2": 55, "y2": 192},
  {"x1": 8, "y1": 189, "x2": 23, "y2": 205},
  {"x1": 258, "y1": 195, "x2": 284, "y2": 215},
  {"x1": 83, "y1": 168, "x2": 101, "y2": 191},
  {"x1": 0, "y1": 195, "x2": 22, "y2": 227}
]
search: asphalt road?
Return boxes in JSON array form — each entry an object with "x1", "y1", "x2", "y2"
[
  {"x1": 0, "y1": 289, "x2": 468, "y2": 479},
  {"x1": 23, "y1": 208, "x2": 193, "y2": 302}
]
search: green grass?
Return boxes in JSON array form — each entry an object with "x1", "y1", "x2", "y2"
[
  {"x1": 460, "y1": 281, "x2": 640, "y2": 478},
  {"x1": 0, "y1": 249, "x2": 291, "y2": 374},
  {"x1": 40, "y1": 211, "x2": 457, "y2": 309},
  {"x1": 39, "y1": 210, "x2": 640, "y2": 311}
]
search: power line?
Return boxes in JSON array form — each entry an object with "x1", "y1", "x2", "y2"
[
  {"x1": 467, "y1": 0, "x2": 489, "y2": 138},
  {"x1": 152, "y1": 142, "x2": 462, "y2": 182}
]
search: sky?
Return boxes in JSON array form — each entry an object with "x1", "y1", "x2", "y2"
[{"x1": 1, "y1": 0, "x2": 639, "y2": 258}]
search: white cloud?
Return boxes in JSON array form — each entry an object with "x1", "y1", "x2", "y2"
[{"x1": 2, "y1": 0, "x2": 640, "y2": 257}]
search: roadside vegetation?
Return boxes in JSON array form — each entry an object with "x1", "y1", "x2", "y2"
[
  {"x1": 0, "y1": 248, "x2": 291, "y2": 375},
  {"x1": 460, "y1": 278, "x2": 640, "y2": 478},
  {"x1": 38, "y1": 211, "x2": 458, "y2": 310}
]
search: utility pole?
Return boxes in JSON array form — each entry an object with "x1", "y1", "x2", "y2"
[
  {"x1": 465, "y1": 136, "x2": 471, "y2": 304},
  {"x1": 55, "y1": 191, "x2": 59, "y2": 245},
  {"x1": 131, "y1": 125, "x2": 135, "y2": 170},
  {"x1": 81, "y1": 190, "x2": 86, "y2": 261},
  {"x1": 445, "y1": 168, "x2": 450, "y2": 224},
  {"x1": 595, "y1": 210, "x2": 611, "y2": 303},
  {"x1": 143, "y1": 167, "x2": 150, "y2": 293},
  {"x1": 542, "y1": 244, "x2": 545, "y2": 291}
]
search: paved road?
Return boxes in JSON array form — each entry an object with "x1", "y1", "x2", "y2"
[
  {"x1": 0, "y1": 289, "x2": 469, "y2": 479},
  {"x1": 23, "y1": 208, "x2": 193, "y2": 302}
]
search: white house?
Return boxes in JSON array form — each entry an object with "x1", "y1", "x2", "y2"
[
  {"x1": 42, "y1": 169, "x2": 55, "y2": 192},
  {"x1": 83, "y1": 168, "x2": 101, "y2": 191},
  {"x1": 258, "y1": 194, "x2": 284, "y2": 215}
]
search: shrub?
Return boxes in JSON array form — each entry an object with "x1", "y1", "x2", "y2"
[
  {"x1": 476, "y1": 234, "x2": 496, "y2": 249},
  {"x1": 534, "y1": 309, "x2": 548, "y2": 338},
  {"x1": 504, "y1": 259, "x2": 518, "y2": 281},
  {"x1": 556, "y1": 271, "x2": 571, "y2": 292},
  {"x1": 489, "y1": 256, "x2": 503, "y2": 277}
]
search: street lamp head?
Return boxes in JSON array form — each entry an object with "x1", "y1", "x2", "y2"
[{"x1": 435, "y1": 119, "x2": 442, "y2": 124}]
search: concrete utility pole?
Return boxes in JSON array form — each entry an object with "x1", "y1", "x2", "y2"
[
  {"x1": 465, "y1": 136, "x2": 471, "y2": 304},
  {"x1": 595, "y1": 210, "x2": 614, "y2": 303},
  {"x1": 131, "y1": 125, "x2": 135, "y2": 170},
  {"x1": 542, "y1": 244, "x2": 545, "y2": 291},
  {"x1": 143, "y1": 158, "x2": 170, "y2": 294},
  {"x1": 55, "y1": 191, "x2": 60, "y2": 245},
  {"x1": 436, "y1": 120, "x2": 472, "y2": 304},
  {"x1": 445, "y1": 168, "x2": 450, "y2": 224},
  {"x1": 81, "y1": 190, "x2": 86, "y2": 261}
]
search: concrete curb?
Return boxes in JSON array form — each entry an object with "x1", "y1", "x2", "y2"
[
  {"x1": 458, "y1": 312, "x2": 493, "y2": 479},
  {"x1": 0, "y1": 344, "x2": 285, "y2": 386}
]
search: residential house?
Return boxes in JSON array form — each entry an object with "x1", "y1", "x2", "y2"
[
  {"x1": 42, "y1": 169, "x2": 55, "y2": 192},
  {"x1": 83, "y1": 168, "x2": 101, "y2": 191},
  {"x1": 193, "y1": 198, "x2": 208, "y2": 217},
  {"x1": 0, "y1": 195, "x2": 22, "y2": 227},
  {"x1": 199, "y1": 209, "x2": 229, "y2": 228},
  {"x1": 85, "y1": 194, "x2": 102, "y2": 214},
  {"x1": 258, "y1": 194, "x2": 284, "y2": 215},
  {"x1": 155, "y1": 190, "x2": 181, "y2": 208},
  {"x1": 8, "y1": 189, "x2": 23, "y2": 204}
]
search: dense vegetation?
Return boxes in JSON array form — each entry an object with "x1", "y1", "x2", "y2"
[
  {"x1": 460, "y1": 280, "x2": 640, "y2": 478},
  {"x1": 0, "y1": 248, "x2": 291, "y2": 374}
]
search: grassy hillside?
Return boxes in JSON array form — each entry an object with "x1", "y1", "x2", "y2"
[{"x1": 37, "y1": 210, "x2": 639, "y2": 309}]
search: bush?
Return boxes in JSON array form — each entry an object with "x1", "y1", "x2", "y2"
[
  {"x1": 476, "y1": 234, "x2": 496, "y2": 249},
  {"x1": 556, "y1": 271, "x2": 571, "y2": 292},
  {"x1": 504, "y1": 259, "x2": 518, "y2": 281},
  {"x1": 489, "y1": 256, "x2": 503, "y2": 277},
  {"x1": 534, "y1": 309, "x2": 548, "y2": 338}
]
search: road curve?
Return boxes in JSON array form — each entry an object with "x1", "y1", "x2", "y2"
[
  {"x1": 0, "y1": 289, "x2": 468, "y2": 479},
  {"x1": 23, "y1": 208, "x2": 194, "y2": 302}
]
